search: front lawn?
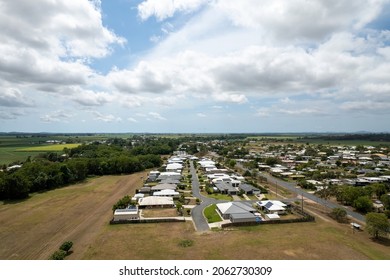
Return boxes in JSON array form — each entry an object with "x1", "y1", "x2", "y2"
[{"x1": 204, "y1": 204, "x2": 223, "y2": 223}]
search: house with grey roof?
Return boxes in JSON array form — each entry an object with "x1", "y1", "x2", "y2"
[
  {"x1": 239, "y1": 183, "x2": 260, "y2": 195},
  {"x1": 150, "y1": 183, "x2": 177, "y2": 192},
  {"x1": 213, "y1": 181, "x2": 238, "y2": 195},
  {"x1": 216, "y1": 201, "x2": 257, "y2": 219}
]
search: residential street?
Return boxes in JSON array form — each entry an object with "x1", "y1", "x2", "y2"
[
  {"x1": 189, "y1": 161, "x2": 225, "y2": 231},
  {"x1": 236, "y1": 163, "x2": 366, "y2": 223}
]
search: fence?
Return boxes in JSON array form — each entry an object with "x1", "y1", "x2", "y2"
[
  {"x1": 221, "y1": 206, "x2": 315, "y2": 228},
  {"x1": 110, "y1": 217, "x2": 186, "y2": 225}
]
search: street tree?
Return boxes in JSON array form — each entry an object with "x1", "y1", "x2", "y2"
[
  {"x1": 353, "y1": 196, "x2": 372, "y2": 213},
  {"x1": 366, "y1": 213, "x2": 390, "y2": 239},
  {"x1": 330, "y1": 207, "x2": 348, "y2": 223}
]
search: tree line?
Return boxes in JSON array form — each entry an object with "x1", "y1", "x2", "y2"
[{"x1": 0, "y1": 139, "x2": 177, "y2": 200}]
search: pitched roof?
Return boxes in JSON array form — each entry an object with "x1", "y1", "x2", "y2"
[
  {"x1": 151, "y1": 183, "x2": 177, "y2": 191},
  {"x1": 216, "y1": 202, "x2": 256, "y2": 215},
  {"x1": 138, "y1": 196, "x2": 174, "y2": 206}
]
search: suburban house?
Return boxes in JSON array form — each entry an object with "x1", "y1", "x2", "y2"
[
  {"x1": 213, "y1": 181, "x2": 238, "y2": 195},
  {"x1": 239, "y1": 183, "x2": 260, "y2": 195},
  {"x1": 138, "y1": 196, "x2": 175, "y2": 208},
  {"x1": 216, "y1": 202, "x2": 257, "y2": 220},
  {"x1": 131, "y1": 193, "x2": 144, "y2": 202},
  {"x1": 113, "y1": 206, "x2": 139, "y2": 221},
  {"x1": 216, "y1": 202, "x2": 261, "y2": 223},
  {"x1": 150, "y1": 183, "x2": 177, "y2": 192},
  {"x1": 157, "y1": 172, "x2": 182, "y2": 181},
  {"x1": 166, "y1": 163, "x2": 183, "y2": 173},
  {"x1": 153, "y1": 189, "x2": 180, "y2": 197},
  {"x1": 373, "y1": 200, "x2": 385, "y2": 212},
  {"x1": 138, "y1": 186, "x2": 151, "y2": 194},
  {"x1": 257, "y1": 200, "x2": 287, "y2": 215}
]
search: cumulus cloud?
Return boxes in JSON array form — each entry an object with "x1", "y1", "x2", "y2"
[
  {"x1": 0, "y1": 110, "x2": 26, "y2": 120},
  {"x1": 91, "y1": 111, "x2": 122, "y2": 122},
  {"x1": 40, "y1": 110, "x2": 75, "y2": 123},
  {"x1": 148, "y1": 112, "x2": 166, "y2": 121},
  {"x1": 0, "y1": 88, "x2": 33, "y2": 107},
  {"x1": 127, "y1": 117, "x2": 138, "y2": 123},
  {"x1": 138, "y1": 0, "x2": 209, "y2": 21},
  {"x1": 69, "y1": 88, "x2": 113, "y2": 106},
  {"x1": 197, "y1": 113, "x2": 206, "y2": 117},
  {"x1": 0, "y1": 0, "x2": 124, "y2": 111},
  {"x1": 216, "y1": 0, "x2": 387, "y2": 41}
]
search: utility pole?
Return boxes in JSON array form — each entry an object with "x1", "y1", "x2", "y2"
[{"x1": 275, "y1": 181, "x2": 278, "y2": 198}]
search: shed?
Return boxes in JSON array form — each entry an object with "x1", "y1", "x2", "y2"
[
  {"x1": 265, "y1": 213, "x2": 280, "y2": 220},
  {"x1": 230, "y1": 212, "x2": 257, "y2": 223}
]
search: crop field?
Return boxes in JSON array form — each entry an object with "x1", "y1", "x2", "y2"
[
  {"x1": 0, "y1": 135, "x2": 105, "y2": 164},
  {"x1": 16, "y1": 143, "x2": 80, "y2": 152}
]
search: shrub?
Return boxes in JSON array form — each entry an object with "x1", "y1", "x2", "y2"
[
  {"x1": 59, "y1": 241, "x2": 73, "y2": 253},
  {"x1": 329, "y1": 207, "x2": 348, "y2": 223},
  {"x1": 50, "y1": 250, "x2": 67, "y2": 260},
  {"x1": 178, "y1": 239, "x2": 194, "y2": 247}
]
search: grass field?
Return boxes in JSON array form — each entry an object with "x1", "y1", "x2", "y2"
[
  {"x1": 83, "y1": 216, "x2": 390, "y2": 260},
  {"x1": 0, "y1": 172, "x2": 147, "y2": 260},
  {"x1": 0, "y1": 175, "x2": 389, "y2": 260}
]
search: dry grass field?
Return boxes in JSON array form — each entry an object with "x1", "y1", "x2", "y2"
[
  {"x1": 83, "y1": 218, "x2": 390, "y2": 260},
  {"x1": 0, "y1": 172, "x2": 147, "y2": 260},
  {"x1": 0, "y1": 173, "x2": 389, "y2": 260}
]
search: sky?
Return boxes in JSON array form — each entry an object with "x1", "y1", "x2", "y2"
[{"x1": 0, "y1": 0, "x2": 390, "y2": 133}]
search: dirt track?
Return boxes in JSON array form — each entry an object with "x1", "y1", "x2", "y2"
[{"x1": 0, "y1": 172, "x2": 146, "y2": 260}]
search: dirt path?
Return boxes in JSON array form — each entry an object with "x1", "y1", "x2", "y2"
[{"x1": 0, "y1": 172, "x2": 146, "y2": 260}]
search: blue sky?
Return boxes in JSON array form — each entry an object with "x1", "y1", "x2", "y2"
[{"x1": 1, "y1": 0, "x2": 390, "y2": 133}]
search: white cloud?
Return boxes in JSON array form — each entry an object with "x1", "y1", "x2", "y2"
[
  {"x1": 138, "y1": 0, "x2": 209, "y2": 21},
  {"x1": 256, "y1": 108, "x2": 271, "y2": 118},
  {"x1": 340, "y1": 101, "x2": 390, "y2": 112},
  {"x1": 0, "y1": 88, "x2": 33, "y2": 107},
  {"x1": 127, "y1": 117, "x2": 138, "y2": 123},
  {"x1": 197, "y1": 113, "x2": 206, "y2": 117},
  {"x1": 40, "y1": 110, "x2": 75, "y2": 123},
  {"x1": 215, "y1": 0, "x2": 386, "y2": 41},
  {"x1": 0, "y1": 110, "x2": 26, "y2": 120},
  {"x1": 148, "y1": 112, "x2": 166, "y2": 121},
  {"x1": 70, "y1": 88, "x2": 113, "y2": 107},
  {"x1": 91, "y1": 111, "x2": 122, "y2": 122},
  {"x1": 0, "y1": 0, "x2": 124, "y2": 116},
  {"x1": 278, "y1": 108, "x2": 324, "y2": 116}
]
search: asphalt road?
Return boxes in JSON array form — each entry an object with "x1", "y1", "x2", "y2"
[
  {"x1": 189, "y1": 161, "x2": 224, "y2": 231},
  {"x1": 236, "y1": 163, "x2": 366, "y2": 223}
]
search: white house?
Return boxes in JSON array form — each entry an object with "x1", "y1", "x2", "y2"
[
  {"x1": 257, "y1": 200, "x2": 287, "y2": 214},
  {"x1": 113, "y1": 206, "x2": 139, "y2": 221},
  {"x1": 138, "y1": 196, "x2": 174, "y2": 208},
  {"x1": 153, "y1": 189, "x2": 180, "y2": 197}
]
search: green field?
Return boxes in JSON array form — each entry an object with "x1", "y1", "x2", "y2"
[
  {"x1": 0, "y1": 135, "x2": 86, "y2": 164},
  {"x1": 16, "y1": 143, "x2": 80, "y2": 152}
]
